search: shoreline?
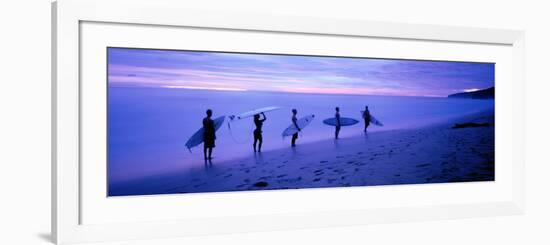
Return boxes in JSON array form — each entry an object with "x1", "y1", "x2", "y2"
[{"x1": 109, "y1": 109, "x2": 495, "y2": 196}]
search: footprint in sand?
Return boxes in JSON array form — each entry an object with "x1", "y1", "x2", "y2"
[{"x1": 280, "y1": 176, "x2": 303, "y2": 183}]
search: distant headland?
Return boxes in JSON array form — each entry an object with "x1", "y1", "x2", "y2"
[{"x1": 448, "y1": 87, "x2": 494, "y2": 99}]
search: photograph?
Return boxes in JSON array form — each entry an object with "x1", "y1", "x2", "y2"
[{"x1": 107, "y1": 47, "x2": 495, "y2": 196}]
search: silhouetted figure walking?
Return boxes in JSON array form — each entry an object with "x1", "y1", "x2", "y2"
[
  {"x1": 334, "y1": 107, "x2": 341, "y2": 139},
  {"x1": 253, "y1": 112, "x2": 266, "y2": 152},
  {"x1": 363, "y1": 106, "x2": 371, "y2": 132},
  {"x1": 203, "y1": 109, "x2": 216, "y2": 160},
  {"x1": 291, "y1": 109, "x2": 300, "y2": 147}
]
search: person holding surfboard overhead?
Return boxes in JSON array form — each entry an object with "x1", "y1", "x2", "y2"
[
  {"x1": 291, "y1": 109, "x2": 300, "y2": 147},
  {"x1": 202, "y1": 109, "x2": 216, "y2": 161},
  {"x1": 334, "y1": 107, "x2": 342, "y2": 139},
  {"x1": 253, "y1": 112, "x2": 267, "y2": 152},
  {"x1": 363, "y1": 106, "x2": 371, "y2": 132}
]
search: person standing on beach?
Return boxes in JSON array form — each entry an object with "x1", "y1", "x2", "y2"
[
  {"x1": 253, "y1": 112, "x2": 266, "y2": 152},
  {"x1": 363, "y1": 106, "x2": 371, "y2": 132},
  {"x1": 335, "y1": 107, "x2": 341, "y2": 139},
  {"x1": 291, "y1": 109, "x2": 300, "y2": 147},
  {"x1": 203, "y1": 109, "x2": 216, "y2": 160}
]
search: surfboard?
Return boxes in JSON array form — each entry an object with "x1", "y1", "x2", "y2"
[
  {"x1": 282, "y1": 114, "x2": 315, "y2": 137},
  {"x1": 322, "y1": 117, "x2": 359, "y2": 126},
  {"x1": 360, "y1": 110, "x2": 384, "y2": 126},
  {"x1": 185, "y1": 116, "x2": 226, "y2": 152},
  {"x1": 229, "y1": 106, "x2": 281, "y2": 120}
]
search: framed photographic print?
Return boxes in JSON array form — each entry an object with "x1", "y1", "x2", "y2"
[
  {"x1": 52, "y1": 0, "x2": 525, "y2": 244},
  {"x1": 107, "y1": 47, "x2": 497, "y2": 196}
]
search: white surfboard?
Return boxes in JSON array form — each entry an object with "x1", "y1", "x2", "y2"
[
  {"x1": 360, "y1": 110, "x2": 383, "y2": 126},
  {"x1": 282, "y1": 114, "x2": 315, "y2": 137},
  {"x1": 322, "y1": 117, "x2": 359, "y2": 126},
  {"x1": 185, "y1": 116, "x2": 226, "y2": 152},
  {"x1": 229, "y1": 106, "x2": 281, "y2": 120}
]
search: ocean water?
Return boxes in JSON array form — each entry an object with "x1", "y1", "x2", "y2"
[{"x1": 108, "y1": 87, "x2": 494, "y2": 183}]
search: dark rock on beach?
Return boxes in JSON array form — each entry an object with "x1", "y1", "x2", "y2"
[
  {"x1": 253, "y1": 181, "x2": 269, "y2": 187},
  {"x1": 452, "y1": 122, "x2": 491, "y2": 129}
]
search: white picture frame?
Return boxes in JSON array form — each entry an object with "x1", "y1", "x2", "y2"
[{"x1": 52, "y1": 0, "x2": 525, "y2": 244}]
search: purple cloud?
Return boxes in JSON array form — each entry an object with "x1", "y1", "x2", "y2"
[{"x1": 108, "y1": 48, "x2": 494, "y2": 97}]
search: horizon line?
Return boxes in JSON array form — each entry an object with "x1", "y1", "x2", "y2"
[{"x1": 107, "y1": 84, "x2": 471, "y2": 98}]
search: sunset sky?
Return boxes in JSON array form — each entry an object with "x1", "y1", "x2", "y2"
[{"x1": 107, "y1": 47, "x2": 495, "y2": 97}]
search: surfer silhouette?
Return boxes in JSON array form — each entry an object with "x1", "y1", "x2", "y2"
[
  {"x1": 363, "y1": 106, "x2": 371, "y2": 132},
  {"x1": 253, "y1": 112, "x2": 266, "y2": 152},
  {"x1": 291, "y1": 109, "x2": 300, "y2": 147},
  {"x1": 335, "y1": 107, "x2": 341, "y2": 139},
  {"x1": 203, "y1": 109, "x2": 216, "y2": 161}
]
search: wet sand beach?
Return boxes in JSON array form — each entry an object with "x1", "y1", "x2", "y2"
[{"x1": 109, "y1": 109, "x2": 495, "y2": 196}]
